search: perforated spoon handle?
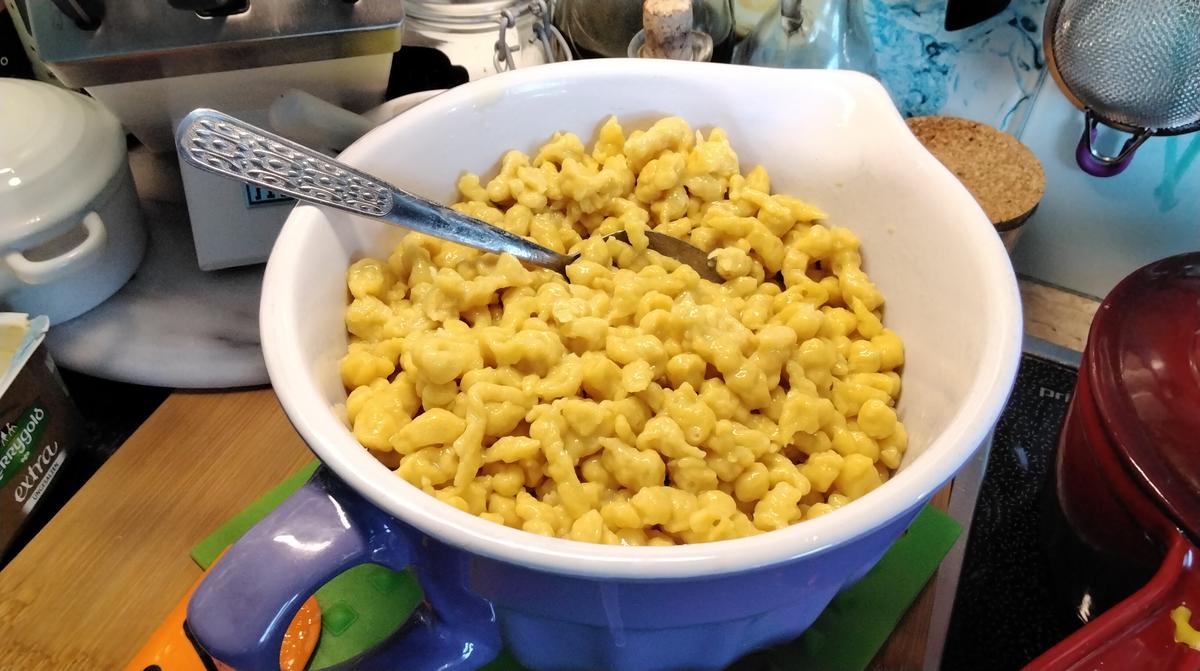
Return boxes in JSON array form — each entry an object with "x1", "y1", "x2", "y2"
[{"x1": 175, "y1": 108, "x2": 572, "y2": 275}]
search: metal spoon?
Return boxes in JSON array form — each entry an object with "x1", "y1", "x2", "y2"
[{"x1": 175, "y1": 109, "x2": 723, "y2": 283}]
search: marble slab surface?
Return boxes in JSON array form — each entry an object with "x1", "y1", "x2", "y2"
[
  {"x1": 46, "y1": 148, "x2": 267, "y2": 389},
  {"x1": 46, "y1": 3, "x2": 1048, "y2": 389},
  {"x1": 46, "y1": 197, "x2": 267, "y2": 389}
]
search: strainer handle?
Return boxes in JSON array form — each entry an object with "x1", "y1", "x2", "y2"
[{"x1": 1076, "y1": 110, "x2": 1152, "y2": 177}]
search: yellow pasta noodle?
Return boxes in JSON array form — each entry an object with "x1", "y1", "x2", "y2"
[{"x1": 340, "y1": 116, "x2": 907, "y2": 545}]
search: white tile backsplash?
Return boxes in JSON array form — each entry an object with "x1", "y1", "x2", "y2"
[{"x1": 1011, "y1": 83, "x2": 1200, "y2": 299}]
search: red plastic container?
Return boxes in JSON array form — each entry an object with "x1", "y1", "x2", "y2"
[{"x1": 1028, "y1": 253, "x2": 1200, "y2": 670}]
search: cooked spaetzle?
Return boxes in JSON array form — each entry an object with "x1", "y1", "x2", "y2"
[{"x1": 340, "y1": 116, "x2": 906, "y2": 544}]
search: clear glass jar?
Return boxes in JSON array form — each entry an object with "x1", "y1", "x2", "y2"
[
  {"x1": 627, "y1": 29, "x2": 715, "y2": 62},
  {"x1": 404, "y1": 0, "x2": 572, "y2": 79},
  {"x1": 553, "y1": 0, "x2": 735, "y2": 61},
  {"x1": 730, "y1": 0, "x2": 877, "y2": 75}
]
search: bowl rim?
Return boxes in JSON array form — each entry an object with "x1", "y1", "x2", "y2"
[{"x1": 261, "y1": 59, "x2": 1023, "y2": 579}]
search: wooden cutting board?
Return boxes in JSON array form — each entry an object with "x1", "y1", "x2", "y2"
[
  {"x1": 0, "y1": 389, "x2": 947, "y2": 671},
  {"x1": 0, "y1": 390, "x2": 312, "y2": 669}
]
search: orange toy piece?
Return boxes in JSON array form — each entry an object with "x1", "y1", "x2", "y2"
[{"x1": 125, "y1": 551, "x2": 321, "y2": 671}]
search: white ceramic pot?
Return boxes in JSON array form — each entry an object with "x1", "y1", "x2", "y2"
[
  {"x1": 0, "y1": 79, "x2": 146, "y2": 324},
  {"x1": 194, "y1": 61, "x2": 1023, "y2": 670}
]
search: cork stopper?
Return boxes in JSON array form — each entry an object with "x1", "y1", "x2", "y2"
[
  {"x1": 642, "y1": 0, "x2": 693, "y2": 59},
  {"x1": 906, "y1": 116, "x2": 1046, "y2": 229}
]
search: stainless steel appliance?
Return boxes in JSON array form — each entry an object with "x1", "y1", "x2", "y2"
[
  {"x1": 26, "y1": 0, "x2": 405, "y2": 270},
  {"x1": 28, "y1": 0, "x2": 406, "y2": 151}
]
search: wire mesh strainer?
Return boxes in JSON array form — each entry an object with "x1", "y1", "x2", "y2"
[{"x1": 1045, "y1": 0, "x2": 1200, "y2": 176}]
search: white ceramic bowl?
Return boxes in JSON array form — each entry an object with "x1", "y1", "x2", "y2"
[
  {"x1": 264, "y1": 59, "x2": 1021, "y2": 574},
  {"x1": 202, "y1": 60, "x2": 1022, "y2": 670}
]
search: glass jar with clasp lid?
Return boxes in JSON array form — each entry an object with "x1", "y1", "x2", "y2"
[{"x1": 403, "y1": 0, "x2": 572, "y2": 79}]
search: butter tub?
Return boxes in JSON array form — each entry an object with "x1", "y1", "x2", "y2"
[{"x1": 0, "y1": 315, "x2": 83, "y2": 560}]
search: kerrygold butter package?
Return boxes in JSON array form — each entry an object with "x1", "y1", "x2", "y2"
[{"x1": 0, "y1": 314, "x2": 83, "y2": 558}]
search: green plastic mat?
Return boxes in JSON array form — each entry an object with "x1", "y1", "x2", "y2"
[{"x1": 193, "y1": 464, "x2": 960, "y2": 670}]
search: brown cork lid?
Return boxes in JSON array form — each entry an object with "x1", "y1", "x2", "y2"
[{"x1": 906, "y1": 116, "x2": 1046, "y2": 231}]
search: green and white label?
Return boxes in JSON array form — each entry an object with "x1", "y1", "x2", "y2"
[{"x1": 0, "y1": 403, "x2": 47, "y2": 489}]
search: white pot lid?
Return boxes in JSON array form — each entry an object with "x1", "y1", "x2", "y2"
[{"x1": 0, "y1": 79, "x2": 125, "y2": 247}]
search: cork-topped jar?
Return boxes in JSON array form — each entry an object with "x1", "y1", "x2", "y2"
[{"x1": 906, "y1": 116, "x2": 1046, "y2": 253}]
